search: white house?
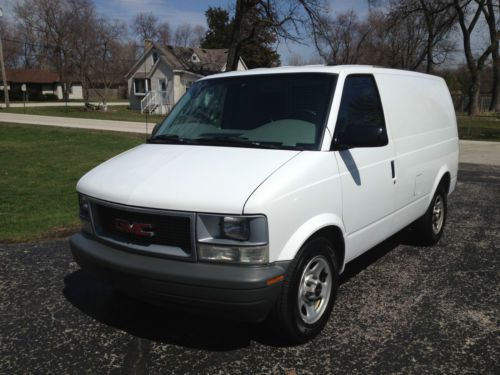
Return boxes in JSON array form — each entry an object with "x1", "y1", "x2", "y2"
[{"x1": 126, "y1": 42, "x2": 247, "y2": 115}]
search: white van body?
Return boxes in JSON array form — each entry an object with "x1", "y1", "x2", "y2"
[{"x1": 71, "y1": 65, "x2": 459, "y2": 342}]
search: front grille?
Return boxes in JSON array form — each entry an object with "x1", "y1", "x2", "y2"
[{"x1": 92, "y1": 203, "x2": 192, "y2": 253}]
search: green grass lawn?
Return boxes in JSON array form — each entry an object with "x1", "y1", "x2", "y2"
[
  {"x1": 457, "y1": 114, "x2": 500, "y2": 141},
  {"x1": 0, "y1": 123, "x2": 143, "y2": 242},
  {"x1": 1, "y1": 105, "x2": 164, "y2": 123}
]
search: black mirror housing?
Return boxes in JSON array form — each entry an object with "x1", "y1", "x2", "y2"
[{"x1": 332, "y1": 126, "x2": 388, "y2": 150}]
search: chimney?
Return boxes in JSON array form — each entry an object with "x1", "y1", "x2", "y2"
[{"x1": 144, "y1": 39, "x2": 153, "y2": 51}]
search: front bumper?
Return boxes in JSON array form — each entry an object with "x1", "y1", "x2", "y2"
[{"x1": 70, "y1": 233, "x2": 289, "y2": 322}]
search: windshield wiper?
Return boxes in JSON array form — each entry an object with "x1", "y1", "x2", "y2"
[
  {"x1": 149, "y1": 134, "x2": 303, "y2": 150},
  {"x1": 148, "y1": 134, "x2": 198, "y2": 144},
  {"x1": 194, "y1": 135, "x2": 285, "y2": 149}
]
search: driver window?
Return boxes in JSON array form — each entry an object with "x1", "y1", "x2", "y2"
[{"x1": 335, "y1": 75, "x2": 386, "y2": 135}]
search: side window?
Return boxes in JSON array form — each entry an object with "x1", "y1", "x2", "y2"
[{"x1": 335, "y1": 75, "x2": 386, "y2": 137}]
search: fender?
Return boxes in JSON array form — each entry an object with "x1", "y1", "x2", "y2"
[
  {"x1": 278, "y1": 213, "x2": 346, "y2": 265},
  {"x1": 427, "y1": 165, "x2": 451, "y2": 206}
]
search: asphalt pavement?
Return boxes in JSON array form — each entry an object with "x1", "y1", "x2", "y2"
[{"x1": 0, "y1": 163, "x2": 499, "y2": 374}]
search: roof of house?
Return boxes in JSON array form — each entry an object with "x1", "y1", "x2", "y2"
[
  {"x1": 157, "y1": 46, "x2": 230, "y2": 74},
  {"x1": 126, "y1": 43, "x2": 245, "y2": 79},
  {"x1": 6, "y1": 69, "x2": 60, "y2": 83}
]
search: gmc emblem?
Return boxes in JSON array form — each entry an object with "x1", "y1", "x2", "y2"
[{"x1": 115, "y1": 219, "x2": 155, "y2": 237}]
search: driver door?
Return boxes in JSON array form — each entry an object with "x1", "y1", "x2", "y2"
[{"x1": 333, "y1": 74, "x2": 396, "y2": 260}]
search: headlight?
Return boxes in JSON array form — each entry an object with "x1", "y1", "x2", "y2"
[
  {"x1": 221, "y1": 216, "x2": 250, "y2": 241},
  {"x1": 197, "y1": 214, "x2": 268, "y2": 264},
  {"x1": 78, "y1": 194, "x2": 93, "y2": 234}
]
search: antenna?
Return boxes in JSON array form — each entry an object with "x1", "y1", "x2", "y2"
[
  {"x1": 145, "y1": 108, "x2": 149, "y2": 140},
  {"x1": 144, "y1": 49, "x2": 149, "y2": 141}
]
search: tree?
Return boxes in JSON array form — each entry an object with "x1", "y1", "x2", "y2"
[
  {"x1": 83, "y1": 19, "x2": 130, "y2": 107},
  {"x1": 481, "y1": 0, "x2": 499, "y2": 111},
  {"x1": 0, "y1": 20, "x2": 23, "y2": 68},
  {"x1": 131, "y1": 12, "x2": 204, "y2": 48},
  {"x1": 14, "y1": 0, "x2": 96, "y2": 100},
  {"x1": 172, "y1": 24, "x2": 205, "y2": 47},
  {"x1": 202, "y1": 7, "x2": 232, "y2": 48},
  {"x1": 314, "y1": 11, "x2": 371, "y2": 65},
  {"x1": 15, "y1": 0, "x2": 132, "y2": 105},
  {"x1": 224, "y1": 0, "x2": 327, "y2": 71},
  {"x1": 132, "y1": 12, "x2": 159, "y2": 42},
  {"x1": 157, "y1": 22, "x2": 171, "y2": 46},
  {"x1": 200, "y1": 6, "x2": 280, "y2": 68},
  {"x1": 381, "y1": 9, "x2": 429, "y2": 69},
  {"x1": 454, "y1": 0, "x2": 495, "y2": 115},
  {"x1": 388, "y1": 0, "x2": 457, "y2": 73}
]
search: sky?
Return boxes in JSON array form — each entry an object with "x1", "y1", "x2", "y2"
[
  {"x1": 3, "y1": 0, "x2": 483, "y2": 67},
  {"x1": 91, "y1": 0, "x2": 371, "y2": 64}
]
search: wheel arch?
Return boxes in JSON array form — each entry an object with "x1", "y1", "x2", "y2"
[
  {"x1": 278, "y1": 214, "x2": 346, "y2": 273},
  {"x1": 428, "y1": 166, "x2": 452, "y2": 206}
]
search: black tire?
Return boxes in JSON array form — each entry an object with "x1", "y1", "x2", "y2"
[
  {"x1": 272, "y1": 237, "x2": 339, "y2": 344},
  {"x1": 414, "y1": 185, "x2": 448, "y2": 246}
]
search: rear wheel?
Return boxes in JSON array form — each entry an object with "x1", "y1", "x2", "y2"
[
  {"x1": 415, "y1": 185, "x2": 448, "y2": 245},
  {"x1": 272, "y1": 237, "x2": 339, "y2": 344}
]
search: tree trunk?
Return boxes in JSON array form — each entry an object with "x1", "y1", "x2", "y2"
[
  {"x1": 486, "y1": 0, "x2": 499, "y2": 111},
  {"x1": 490, "y1": 54, "x2": 500, "y2": 112},
  {"x1": 0, "y1": 34, "x2": 10, "y2": 108},
  {"x1": 469, "y1": 75, "x2": 481, "y2": 116},
  {"x1": 226, "y1": 0, "x2": 245, "y2": 71},
  {"x1": 425, "y1": 13, "x2": 434, "y2": 74},
  {"x1": 426, "y1": 38, "x2": 434, "y2": 73}
]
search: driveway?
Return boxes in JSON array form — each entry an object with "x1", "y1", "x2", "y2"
[{"x1": 0, "y1": 163, "x2": 499, "y2": 374}]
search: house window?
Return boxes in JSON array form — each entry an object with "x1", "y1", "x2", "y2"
[
  {"x1": 152, "y1": 51, "x2": 158, "y2": 63},
  {"x1": 191, "y1": 54, "x2": 200, "y2": 63},
  {"x1": 159, "y1": 79, "x2": 167, "y2": 92},
  {"x1": 134, "y1": 79, "x2": 150, "y2": 96}
]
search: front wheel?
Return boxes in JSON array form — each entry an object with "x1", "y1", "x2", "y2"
[{"x1": 272, "y1": 237, "x2": 339, "y2": 344}]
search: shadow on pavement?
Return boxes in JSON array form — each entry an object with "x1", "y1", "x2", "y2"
[
  {"x1": 63, "y1": 227, "x2": 420, "y2": 351},
  {"x1": 340, "y1": 227, "x2": 422, "y2": 284}
]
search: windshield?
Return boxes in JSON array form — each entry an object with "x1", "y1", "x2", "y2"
[{"x1": 151, "y1": 73, "x2": 337, "y2": 150}]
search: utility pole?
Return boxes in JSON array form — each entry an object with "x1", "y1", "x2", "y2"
[{"x1": 0, "y1": 8, "x2": 9, "y2": 108}]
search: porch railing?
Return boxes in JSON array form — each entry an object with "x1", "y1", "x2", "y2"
[{"x1": 140, "y1": 90, "x2": 171, "y2": 114}]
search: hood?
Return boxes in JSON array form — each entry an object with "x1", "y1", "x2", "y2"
[{"x1": 77, "y1": 144, "x2": 300, "y2": 214}]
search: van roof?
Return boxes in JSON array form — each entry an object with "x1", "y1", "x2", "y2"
[{"x1": 201, "y1": 64, "x2": 442, "y2": 82}]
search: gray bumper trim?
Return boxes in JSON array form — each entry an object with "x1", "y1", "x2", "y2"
[{"x1": 69, "y1": 233, "x2": 290, "y2": 321}]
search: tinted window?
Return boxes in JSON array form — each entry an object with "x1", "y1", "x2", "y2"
[
  {"x1": 335, "y1": 75, "x2": 386, "y2": 134},
  {"x1": 154, "y1": 73, "x2": 337, "y2": 150}
]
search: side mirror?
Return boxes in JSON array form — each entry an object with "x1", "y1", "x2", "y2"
[{"x1": 332, "y1": 126, "x2": 388, "y2": 150}]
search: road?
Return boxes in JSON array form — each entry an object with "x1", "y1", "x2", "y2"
[
  {"x1": 1, "y1": 113, "x2": 499, "y2": 166},
  {"x1": 0, "y1": 163, "x2": 499, "y2": 374},
  {"x1": 0, "y1": 102, "x2": 127, "y2": 108},
  {"x1": 0, "y1": 112, "x2": 151, "y2": 134}
]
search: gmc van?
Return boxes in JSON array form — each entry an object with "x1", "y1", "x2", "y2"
[{"x1": 70, "y1": 65, "x2": 459, "y2": 343}]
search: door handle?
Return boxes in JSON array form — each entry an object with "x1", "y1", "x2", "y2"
[{"x1": 391, "y1": 160, "x2": 396, "y2": 183}]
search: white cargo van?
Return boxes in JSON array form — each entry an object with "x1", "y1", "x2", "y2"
[{"x1": 71, "y1": 65, "x2": 459, "y2": 343}]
